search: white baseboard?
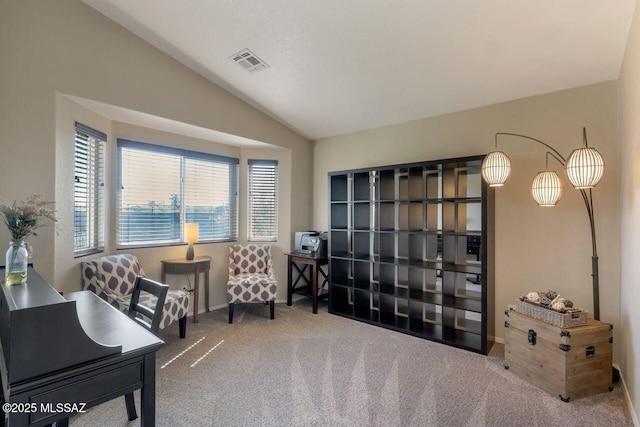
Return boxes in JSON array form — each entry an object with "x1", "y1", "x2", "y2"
[
  {"x1": 196, "y1": 298, "x2": 291, "y2": 315},
  {"x1": 491, "y1": 335, "x2": 504, "y2": 344},
  {"x1": 203, "y1": 303, "x2": 228, "y2": 313},
  {"x1": 616, "y1": 364, "x2": 639, "y2": 427}
]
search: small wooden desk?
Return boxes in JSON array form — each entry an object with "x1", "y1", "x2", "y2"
[
  {"x1": 161, "y1": 256, "x2": 212, "y2": 323},
  {"x1": 287, "y1": 253, "x2": 329, "y2": 314}
]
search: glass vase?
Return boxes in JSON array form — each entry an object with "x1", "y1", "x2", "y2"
[{"x1": 5, "y1": 240, "x2": 28, "y2": 285}]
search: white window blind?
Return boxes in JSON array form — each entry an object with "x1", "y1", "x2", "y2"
[
  {"x1": 184, "y1": 157, "x2": 238, "y2": 241},
  {"x1": 248, "y1": 159, "x2": 278, "y2": 241},
  {"x1": 74, "y1": 123, "x2": 105, "y2": 257},
  {"x1": 117, "y1": 140, "x2": 238, "y2": 247}
]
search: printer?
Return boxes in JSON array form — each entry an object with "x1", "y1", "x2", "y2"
[{"x1": 293, "y1": 231, "x2": 327, "y2": 257}]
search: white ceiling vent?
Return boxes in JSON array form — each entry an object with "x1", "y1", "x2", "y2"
[{"x1": 230, "y1": 49, "x2": 269, "y2": 73}]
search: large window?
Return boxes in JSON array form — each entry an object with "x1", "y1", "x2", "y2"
[
  {"x1": 74, "y1": 123, "x2": 105, "y2": 257},
  {"x1": 117, "y1": 140, "x2": 239, "y2": 247},
  {"x1": 248, "y1": 159, "x2": 278, "y2": 241}
]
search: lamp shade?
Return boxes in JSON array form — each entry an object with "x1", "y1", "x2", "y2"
[
  {"x1": 566, "y1": 147, "x2": 605, "y2": 189},
  {"x1": 185, "y1": 223, "x2": 199, "y2": 243},
  {"x1": 531, "y1": 171, "x2": 564, "y2": 207},
  {"x1": 481, "y1": 151, "x2": 511, "y2": 187}
]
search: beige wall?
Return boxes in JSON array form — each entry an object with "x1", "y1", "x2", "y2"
[
  {"x1": 314, "y1": 82, "x2": 620, "y2": 355},
  {"x1": 618, "y1": 0, "x2": 640, "y2": 422},
  {"x1": 1, "y1": 0, "x2": 312, "y2": 295}
]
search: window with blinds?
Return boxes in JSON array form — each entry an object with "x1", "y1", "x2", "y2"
[
  {"x1": 74, "y1": 123, "x2": 106, "y2": 257},
  {"x1": 248, "y1": 159, "x2": 278, "y2": 242},
  {"x1": 117, "y1": 140, "x2": 238, "y2": 248}
]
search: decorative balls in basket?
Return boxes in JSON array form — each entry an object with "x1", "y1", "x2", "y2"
[{"x1": 514, "y1": 290, "x2": 588, "y2": 328}]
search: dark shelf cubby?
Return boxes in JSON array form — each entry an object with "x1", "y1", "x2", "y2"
[
  {"x1": 379, "y1": 233, "x2": 395, "y2": 259},
  {"x1": 353, "y1": 172, "x2": 371, "y2": 201},
  {"x1": 353, "y1": 203, "x2": 370, "y2": 230},
  {"x1": 352, "y1": 232, "x2": 370, "y2": 259},
  {"x1": 331, "y1": 175, "x2": 348, "y2": 202},
  {"x1": 397, "y1": 232, "x2": 409, "y2": 259},
  {"x1": 378, "y1": 202, "x2": 395, "y2": 230},
  {"x1": 379, "y1": 169, "x2": 395, "y2": 201},
  {"x1": 330, "y1": 203, "x2": 349, "y2": 230},
  {"x1": 354, "y1": 289, "x2": 372, "y2": 320},
  {"x1": 408, "y1": 202, "x2": 424, "y2": 231},
  {"x1": 397, "y1": 169, "x2": 409, "y2": 200},
  {"x1": 330, "y1": 230, "x2": 350, "y2": 256},
  {"x1": 330, "y1": 258, "x2": 351, "y2": 286},
  {"x1": 408, "y1": 167, "x2": 424, "y2": 199},
  {"x1": 330, "y1": 285, "x2": 352, "y2": 316},
  {"x1": 353, "y1": 260, "x2": 370, "y2": 289}
]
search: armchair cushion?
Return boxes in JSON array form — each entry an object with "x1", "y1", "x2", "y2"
[{"x1": 228, "y1": 273, "x2": 277, "y2": 303}]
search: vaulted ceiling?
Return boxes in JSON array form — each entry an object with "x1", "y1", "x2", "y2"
[{"x1": 83, "y1": 0, "x2": 636, "y2": 140}]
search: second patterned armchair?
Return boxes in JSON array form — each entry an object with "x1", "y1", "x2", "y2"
[{"x1": 227, "y1": 245, "x2": 277, "y2": 323}]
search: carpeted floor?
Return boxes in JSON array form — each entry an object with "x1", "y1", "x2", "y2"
[{"x1": 72, "y1": 299, "x2": 633, "y2": 426}]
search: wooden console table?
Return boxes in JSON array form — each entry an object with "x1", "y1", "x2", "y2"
[
  {"x1": 287, "y1": 253, "x2": 328, "y2": 314},
  {"x1": 161, "y1": 256, "x2": 212, "y2": 323}
]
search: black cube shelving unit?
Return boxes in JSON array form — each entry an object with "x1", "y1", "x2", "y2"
[{"x1": 328, "y1": 155, "x2": 495, "y2": 354}]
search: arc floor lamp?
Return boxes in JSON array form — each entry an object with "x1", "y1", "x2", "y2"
[{"x1": 481, "y1": 128, "x2": 605, "y2": 320}]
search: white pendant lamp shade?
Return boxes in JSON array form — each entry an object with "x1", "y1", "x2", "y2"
[
  {"x1": 531, "y1": 171, "x2": 564, "y2": 207},
  {"x1": 482, "y1": 151, "x2": 511, "y2": 187},
  {"x1": 566, "y1": 147, "x2": 605, "y2": 189}
]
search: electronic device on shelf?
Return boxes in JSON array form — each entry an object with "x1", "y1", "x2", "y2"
[{"x1": 293, "y1": 231, "x2": 327, "y2": 257}]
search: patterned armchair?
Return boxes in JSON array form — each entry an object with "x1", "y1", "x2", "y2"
[
  {"x1": 82, "y1": 254, "x2": 190, "y2": 338},
  {"x1": 227, "y1": 245, "x2": 277, "y2": 323}
]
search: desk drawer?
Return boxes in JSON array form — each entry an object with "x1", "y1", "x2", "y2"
[
  {"x1": 28, "y1": 359, "x2": 143, "y2": 424},
  {"x1": 164, "y1": 262, "x2": 209, "y2": 275}
]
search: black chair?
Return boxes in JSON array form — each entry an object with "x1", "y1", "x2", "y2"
[
  {"x1": 127, "y1": 276, "x2": 169, "y2": 334},
  {"x1": 124, "y1": 276, "x2": 169, "y2": 421}
]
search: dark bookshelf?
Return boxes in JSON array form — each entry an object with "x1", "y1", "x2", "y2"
[{"x1": 328, "y1": 156, "x2": 495, "y2": 354}]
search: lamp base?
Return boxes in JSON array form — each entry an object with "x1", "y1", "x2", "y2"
[{"x1": 186, "y1": 244, "x2": 194, "y2": 261}]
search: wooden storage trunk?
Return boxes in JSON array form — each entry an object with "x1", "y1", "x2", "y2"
[{"x1": 504, "y1": 308, "x2": 612, "y2": 402}]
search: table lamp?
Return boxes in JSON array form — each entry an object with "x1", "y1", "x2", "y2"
[{"x1": 185, "y1": 223, "x2": 199, "y2": 260}]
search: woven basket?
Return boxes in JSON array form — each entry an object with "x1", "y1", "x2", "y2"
[{"x1": 515, "y1": 299, "x2": 588, "y2": 328}]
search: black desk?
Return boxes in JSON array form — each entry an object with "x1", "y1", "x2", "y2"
[
  {"x1": 0, "y1": 268, "x2": 163, "y2": 427},
  {"x1": 286, "y1": 253, "x2": 328, "y2": 314},
  {"x1": 66, "y1": 291, "x2": 163, "y2": 426}
]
